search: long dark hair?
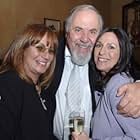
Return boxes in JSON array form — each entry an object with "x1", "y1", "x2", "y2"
[{"x1": 94, "y1": 27, "x2": 133, "y2": 91}]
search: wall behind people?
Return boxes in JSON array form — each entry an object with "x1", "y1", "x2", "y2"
[
  {"x1": 110, "y1": 0, "x2": 131, "y2": 26},
  {"x1": 0, "y1": 0, "x2": 131, "y2": 58},
  {"x1": 0, "y1": 0, "x2": 99, "y2": 56}
]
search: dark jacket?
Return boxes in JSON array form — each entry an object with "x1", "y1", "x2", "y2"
[
  {"x1": 0, "y1": 71, "x2": 56, "y2": 140},
  {"x1": 46, "y1": 38, "x2": 97, "y2": 115}
]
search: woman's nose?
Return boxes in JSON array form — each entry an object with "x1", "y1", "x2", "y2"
[
  {"x1": 99, "y1": 46, "x2": 106, "y2": 55},
  {"x1": 42, "y1": 49, "x2": 50, "y2": 59}
]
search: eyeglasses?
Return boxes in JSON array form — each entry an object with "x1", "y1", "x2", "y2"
[{"x1": 34, "y1": 43, "x2": 55, "y2": 54}]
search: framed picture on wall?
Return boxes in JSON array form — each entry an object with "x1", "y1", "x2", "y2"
[
  {"x1": 44, "y1": 18, "x2": 61, "y2": 33},
  {"x1": 122, "y1": 0, "x2": 140, "y2": 47}
]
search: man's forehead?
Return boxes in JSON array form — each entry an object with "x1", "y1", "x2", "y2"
[{"x1": 71, "y1": 22, "x2": 100, "y2": 32}]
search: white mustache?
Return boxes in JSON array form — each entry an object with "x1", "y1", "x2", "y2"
[{"x1": 76, "y1": 44, "x2": 93, "y2": 49}]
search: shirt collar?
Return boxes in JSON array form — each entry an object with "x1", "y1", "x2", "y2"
[{"x1": 65, "y1": 46, "x2": 71, "y2": 58}]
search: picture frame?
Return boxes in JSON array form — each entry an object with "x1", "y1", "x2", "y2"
[
  {"x1": 44, "y1": 18, "x2": 61, "y2": 33},
  {"x1": 122, "y1": 0, "x2": 140, "y2": 47}
]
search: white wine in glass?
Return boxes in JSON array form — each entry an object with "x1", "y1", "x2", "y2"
[
  {"x1": 69, "y1": 111, "x2": 85, "y2": 134},
  {"x1": 73, "y1": 116, "x2": 84, "y2": 133}
]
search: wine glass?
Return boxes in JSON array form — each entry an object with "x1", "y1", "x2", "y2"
[{"x1": 69, "y1": 110, "x2": 85, "y2": 134}]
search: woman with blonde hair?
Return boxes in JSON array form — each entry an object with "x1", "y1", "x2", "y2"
[{"x1": 0, "y1": 24, "x2": 58, "y2": 140}]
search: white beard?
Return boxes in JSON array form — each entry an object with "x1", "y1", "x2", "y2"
[{"x1": 71, "y1": 50, "x2": 92, "y2": 66}]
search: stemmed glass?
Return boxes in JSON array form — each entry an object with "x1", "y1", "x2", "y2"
[{"x1": 69, "y1": 110, "x2": 85, "y2": 134}]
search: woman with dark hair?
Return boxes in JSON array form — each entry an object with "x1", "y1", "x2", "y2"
[
  {"x1": 72, "y1": 27, "x2": 140, "y2": 139},
  {"x1": 0, "y1": 24, "x2": 58, "y2": 140}
]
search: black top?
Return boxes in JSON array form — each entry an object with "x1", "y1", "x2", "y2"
[{"x1": 0, "y1": 71, "x2": 56, "y2": 140}]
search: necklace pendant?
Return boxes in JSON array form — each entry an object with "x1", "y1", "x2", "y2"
[{"x1": 40, "y1": 97, "x2": 47, "y2": 111}]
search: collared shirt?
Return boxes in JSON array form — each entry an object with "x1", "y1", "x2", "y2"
[
  {"x1": 92, "y1": 73, "x2": 140, "y2": 139},
  {"x1": 53, "y1": 46, "x2": 92, "y2": 140}
]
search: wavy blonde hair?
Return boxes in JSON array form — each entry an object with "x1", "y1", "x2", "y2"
[{"x1": 0, "y1": 24, "x2": 58, "y2": 88}]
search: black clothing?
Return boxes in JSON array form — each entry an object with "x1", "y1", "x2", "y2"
[{"x1": 0, "y1": 71, "x2": 56, "y2": 140}]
